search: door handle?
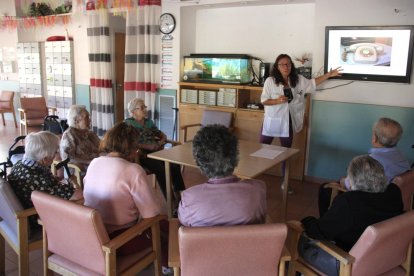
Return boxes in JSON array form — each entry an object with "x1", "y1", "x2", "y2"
[{"x1": 116, "y1": 83, "x2": 123, "y2": 88}]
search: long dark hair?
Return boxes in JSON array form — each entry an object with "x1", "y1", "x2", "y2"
[{"x1": 270, "y1": 54, "x2": 299, "y2": 87}]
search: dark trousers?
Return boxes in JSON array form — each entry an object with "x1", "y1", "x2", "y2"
[
  {"x1": 259, "y1": 115, "x2": 293, "y2": 177},
  {"x1": 298, "y1": 234, "x2": 340, "y2": 276},
  {"x1": 109, "y1": 219, "x2": 169, "y2": 266},
  {"x1": 140, "y1": 157, "x2": 185, "y2": 198}
]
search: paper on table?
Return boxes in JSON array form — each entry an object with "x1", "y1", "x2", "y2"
[{"x1": 250, "y1": 147, "x2": 285, "y2": 159}]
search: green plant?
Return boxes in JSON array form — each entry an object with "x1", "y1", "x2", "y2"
[{"x1": 28, "y1": 2, "x2": 54, "y2": 16}]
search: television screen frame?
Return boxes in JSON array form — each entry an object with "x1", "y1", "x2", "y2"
[{"x1": 324, "y1": 25, "x2": 414, "y2": 83}]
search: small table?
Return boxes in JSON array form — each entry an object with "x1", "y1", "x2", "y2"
[{"x1": 148, "y1": 140, "x2": 299, "y2": 220}]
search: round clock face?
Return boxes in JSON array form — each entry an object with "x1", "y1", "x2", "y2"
[{"x1": 160, "y1": 13, "x2": 176, "y2": 34}]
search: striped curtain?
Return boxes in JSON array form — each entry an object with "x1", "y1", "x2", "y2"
[
  {"x1": 124, "y1": 0, "x2": 161, "y2": 119},
  {"x1": 87, "y1": 9, "x2": 114, "y2": 136}
]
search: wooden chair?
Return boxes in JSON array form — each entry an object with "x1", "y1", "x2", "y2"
[
  {"x1": 0, "y1": 178, "x2": 42, "y2": 276},
  {"x1": 18, "y1": 97, "x2": 56, "y2": 135},
  {"x1": 31, "y1": 191, "x2": 165, "y2": 276},
  {"x1": 0, "y1": 90, "x2": 17, "y2": 128},
  {"x1": 180, "y1": 109, "x2": 233, "y2": 142},
  {"x1": 176, "y1": 221, "x2": 289, "y2": 276},
  {"x1": 51, "y1": 159, "x2": 84, "y2": 189},
  {"x1": 287, "y1": 211, "x2": 414, "y2": 276}
]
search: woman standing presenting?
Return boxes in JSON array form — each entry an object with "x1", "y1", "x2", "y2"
[{"x1": 260, "y1": 54, "x2": 341, "y2": 192}]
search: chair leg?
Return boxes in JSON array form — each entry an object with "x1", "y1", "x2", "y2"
[
  {"x1": 1, "y1": 113, "x2": 4, "y2": 126},
  {"x1": 12, "y1": 110, "x2": 17, "y2": 128},
  {"x1": 18, "y1": 250, "x2": 29, "y2": 276},
  {"x1": 0, "y1": 235, "x2": 5, "y2": 275}
]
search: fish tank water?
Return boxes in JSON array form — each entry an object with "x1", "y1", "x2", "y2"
[{"x1": 183, "y1": 54, "x2": 252, "y2": 84}]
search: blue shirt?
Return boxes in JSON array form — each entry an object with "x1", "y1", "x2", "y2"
[{"x1": 369, "y1": 147, "x2": 410, "y2": 182}]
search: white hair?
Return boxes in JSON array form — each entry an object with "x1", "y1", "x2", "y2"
[
  {"x1": 67, "y1": 105, "x2": 88, "y2": 128},
  {"x1": 24, "y1": 131, "x2": 60, "y2": 161},
  {"x1": 127, "y1": 98, "x2": 145, "y2": 116}
]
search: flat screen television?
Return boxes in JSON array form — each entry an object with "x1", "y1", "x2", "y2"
[
  {"x1": 183, "y1": 54, "x2": 252, "y2": 84},
  {"x1": 324, "y1": 25, "x2": 414, "y2": 83}
]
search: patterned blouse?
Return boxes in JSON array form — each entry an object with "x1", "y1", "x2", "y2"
[
  {"x1": 124, "y1": 117, "x2": 163, "y2": 146},
  {"x1": 60, "y1": 127, "x2": 100, "y2": 166},
  {"x1": 8, "y1": 159, "x2": 75, "y2": 230}
]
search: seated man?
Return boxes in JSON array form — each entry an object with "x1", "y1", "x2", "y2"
[
  {"x1": 300, "y1": 155, "x2": 404, "y2": 276},
  {"x1": 319, "y1": 117, "x2": 410, "y2": 215},
  {"x1": 178, "y1": 124, "x2": 267, "y2": 227}
]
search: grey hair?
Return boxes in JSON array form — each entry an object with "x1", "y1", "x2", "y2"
[
  {"x1": 372, "y1": 117, "x2": 403, "y2": 148},
  {"x1": 347, "y1": 155, "x2": 388, "y2": 193},
  {"x1": 67, "y1": 105, "x2": 88, "y2": 127},
  {"x1": 127, "y1": 98, "x2": 145, "y2": 116},
  {"x1": 24, "y1": 131, "x2": 60, "y2": 161},
  {"x1": 192, "y1": 124, "x2": 239, "y2": 178}
]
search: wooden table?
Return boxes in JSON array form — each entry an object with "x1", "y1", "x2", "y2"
[{"x1": 148, "y1": 140, "x2": 299, "y2": 220}]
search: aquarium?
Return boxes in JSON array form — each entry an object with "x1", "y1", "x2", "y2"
[{"x1": 183, "y1": 54, "x2": 252, "y2": 84}]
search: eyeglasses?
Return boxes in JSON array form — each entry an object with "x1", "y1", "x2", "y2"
[
  {"x1": 135, "y1": 105, "x2": 147, "y2": 111},
  {"x1": 278, "y1": 63, "x2": 292, "y2": 68}
]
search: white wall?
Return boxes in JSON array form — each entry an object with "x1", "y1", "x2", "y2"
[{"x1": 312, "y1": 0, "x2": 414, "y2": 108}]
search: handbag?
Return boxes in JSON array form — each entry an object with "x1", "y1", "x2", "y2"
[{"x1": 43, "y1": 115, "x2": 68, "y2": 135}]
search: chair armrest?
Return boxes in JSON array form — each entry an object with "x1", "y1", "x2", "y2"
[
  {"x1": 18, "y1": 108, "x2": 26, "y2": 119},
  {"x1": 286, "y1": 220, "x2": 304, "y2": 260},
  {"x1": 324, "y1": 182, "x2": 347, "y2": 193},
  {"x1": 314, "y1": 240, "x2": 355, "y2": 265},
  {"x1": 102, "y1": 215, "x2": 167, "y2": 253},
  {"x1": 180, "y1": 123, "x2": 201, "y2": 130},
  {"x1": 15, "y1": 206, "x2": 38, "y2": 219},
  {"x1": 168, "y1": 218, "x2": 180, "y2": 268}
]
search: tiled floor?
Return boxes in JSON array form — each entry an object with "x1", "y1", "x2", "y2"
[{"x1": 3, "y1": 120, "x2": 409, "y2": 275}]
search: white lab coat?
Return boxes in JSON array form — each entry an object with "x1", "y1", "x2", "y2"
[{"x1": 261, "y1": 75, "x2": 316, "y2": 137}]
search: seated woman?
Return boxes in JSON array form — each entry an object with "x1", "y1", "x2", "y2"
[
  {"x1": 60, "y1": 105, "x2": 100, "y2": 172},
  {"x1": 178, "y1": 124, "x2": 267, "y2": 227},
  {"x1": 83, "y1": 122, "x2": 168, "y2": 261},
  {"x1": 125, "y1": 98, "x2": 185, "y2": 199},
  {"x1": 8, "y1": 131, "x2": 82, "y2": 230},
  {"x1": 299, "y1": 155, "x2": 404, "y2": 276}
]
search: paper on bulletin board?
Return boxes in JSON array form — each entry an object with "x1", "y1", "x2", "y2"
[{"x1": 160, "y1": 38, "x2": 173, "y2": 88}]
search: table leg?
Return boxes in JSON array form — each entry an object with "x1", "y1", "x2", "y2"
[
  {"x1": 164, "y1": 161, "x2": 172, "y2": 218},
  {"x1": 281, "y1": 159, "x2": 291, "y2": 221}
]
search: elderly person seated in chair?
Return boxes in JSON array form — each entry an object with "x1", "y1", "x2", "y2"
[
  {"x1": 60, "y1": 105, "x2": 100, "y2": 172},
  {"x1": 125, "y1": 98, "x2": 185, "y2": 201},
  {"x1": 178, "y1": 124, "x2": 267, "y2": 227},
  {"x1": 299, "y1": 155, "x2": 404, "y2": 276},
  {"x1": 319, "y1": 117, "x2": 410, "y2": 216},
  {"x1": 83, "y1": 122, "x2": 169, "y2": 267},
  {"x1": 8, "y1": 131, "x2": 82, "y2": 231}
]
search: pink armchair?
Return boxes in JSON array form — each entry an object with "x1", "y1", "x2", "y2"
[
  {"x1": 18, "y1": 97, "x2": 56, "y2": 135},
  {"x1": 31, "y1": 191, "x2": 165, "y2": 276},
  {"x1": 0, "y1": 90, "x2": 17, "y2": 128},
  {"x1": 178, "y1": 223, "x2": 288, "y2": 276},
  {"x1": 287, "y1": 211, "x2": 414, "y2": 276},
  {"x1": 393, "y1": 169, "x2": 414, "y2": 211}
]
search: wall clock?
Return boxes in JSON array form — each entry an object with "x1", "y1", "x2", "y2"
[{"x1": 160, "y1": 13, "x2": 176, "y2": 34}]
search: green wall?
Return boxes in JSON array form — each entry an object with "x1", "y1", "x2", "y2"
[{"x1": 308, "y1": 100, "x2": 414, "y2": 180}]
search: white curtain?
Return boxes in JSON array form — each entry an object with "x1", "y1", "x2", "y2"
[
  {"x1": 124, "y1": 3, "x2": 161, "y2": 120},
  {"x1": 87, "y1": 9, "x2": 114, "y2": 136}
]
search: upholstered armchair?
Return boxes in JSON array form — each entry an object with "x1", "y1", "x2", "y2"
[
  {"x1": 0, "y1": 90, "x2": 17, "y2": 128},
  {"x1": 0, "y1": 178, "x2": 42, "y2": 276},
  {"x1": 177, "y1": 222, "x2": 289, "y2": 276},
  {"x1": 18, "y1": 97, "x2": 56, "y2": 135},
  {"x1": 180, "y1": 109, "x2": 233, "y2": 142},
  {"x1": 287, "y1": 211, "x2": 414, "y2": 276},
  {"x1": 31, "y1": 191, "x2": 165, "y2": 276},
  {"x1": 393, "y1": 169, "x2": 414, "y2": 211}
]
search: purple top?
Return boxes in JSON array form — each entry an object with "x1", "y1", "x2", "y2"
[
  {"x1": 178, "y1": 175, "x2": 267, "y2": 227},
  {"x1": 368, "y1": 147, "x2": 410, "y2": 182}
]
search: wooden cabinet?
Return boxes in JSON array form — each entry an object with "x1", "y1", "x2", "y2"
[{"x1": 177, "y1": 82, "x2": 310, "y2": 181}]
